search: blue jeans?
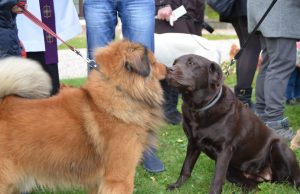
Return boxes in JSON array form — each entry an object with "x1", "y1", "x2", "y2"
[
  {"x1": 84, "y1": 0, "x2": 164, "y2": 173},
  {"x1": 286, "y1": 67, "x2": 300, "y2": 100},
  {"x1": 83, "y1": 0, "x2": 155, "y2": 60}
]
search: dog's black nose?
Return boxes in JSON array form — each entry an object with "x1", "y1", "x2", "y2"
[
  {"x1": 168, "y1": 66, "x2": 175, "y2": 73},
  {"x1": 166, "y1": 67, "x2": 172, "y2": 73}
]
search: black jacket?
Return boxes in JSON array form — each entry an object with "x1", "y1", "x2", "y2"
[
  {"x1": 155, "y1": 0, "x2": 205, "y2": 35},
  {"x1": 220, "y1": 0, "x2": 247, "y2": 23},
  {"x1": 0, "y1": 0, "x2": 21, "y2": 57}
]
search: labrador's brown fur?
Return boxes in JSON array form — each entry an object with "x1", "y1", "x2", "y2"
[
  {"x1": 166, "y1": 54, "x2": 300, "y2": 194},
  {"x1": 0, "y1": 40, "x2": 166, "y2": 194}
]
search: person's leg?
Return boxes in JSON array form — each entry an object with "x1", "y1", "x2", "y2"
[
  {"x1": 263, "y1": 37, "x2": 296, "y2": 141},
  {"x1": 264, "y1": 38, "x2": 296, "y2": 121},
  {"x1": 120, "y1": 0, "x2": 180, "y2": 124},
  {"x1": 118, "y1": 0, "x2": 155, "y2": 51},
  {"x1": 118, "y1": 0, "x2": 164, "y2": 173},
  {"x1": 45, "y1": 62, "x2": 59, "y2": 95},
  {"x1": 26, "y1": 52, "x2": 59, "y2": 95},
  {"x1": 232, "y1": 17, "x2": 261, "y2": 108},
  {"x1": 83, "y1": 0, "x2": 117, "y2": 60},
  {"x1": 285, "y1": 68, "x2": 296, "y2": 105},
  {"x1": 294, "y1": 67, "x2": 300, "y2": 100},
  {"x1": 255, "y1": 35, "x2": 269, "y2": 120},
  {"x1": 160, "y1": 80, "x2": 182, "y2": 125}
]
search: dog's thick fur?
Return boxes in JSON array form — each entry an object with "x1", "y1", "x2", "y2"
[
  {"x1": 0, "y1": 40, "x2": 166, "y2": 194},
  {"x1": 166, "y1": 54, "x2": 300, "y2": 194},
  {"x1": 0, "y1": 57, "x2": 52, "y2": 99}
]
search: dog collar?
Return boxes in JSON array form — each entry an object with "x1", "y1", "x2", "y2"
[{"x1": 195, "y1": 86, "x2": 223, "y2": 112}]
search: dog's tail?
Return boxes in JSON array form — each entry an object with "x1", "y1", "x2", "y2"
[{"x1": 0, "y1": 57, "x2": 52, "y2": 99}]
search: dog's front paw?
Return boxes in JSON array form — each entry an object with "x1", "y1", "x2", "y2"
[
  {"x1": 167, "y1": 183, "x2": 180, "y2": 191},
  {"x1": 167, "y1": 175, "x2": 190, "y2": 191}
]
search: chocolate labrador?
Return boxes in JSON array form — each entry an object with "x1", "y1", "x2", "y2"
[{"x1": 166, "y1": 54, "x2": 300, "y2": 194}]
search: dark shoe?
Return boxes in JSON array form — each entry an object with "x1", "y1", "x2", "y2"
[
  {"x1": 286, "y1": 98, "x2": 297, "y2": 105},
  {"x1": 266, "y1": 117, "x2": 295, "y2": 141},
  {"x1": 255, "y1": 111, "x2": 267, "y2": 123},
  {"x1": 143, "y1": 149, "x2": 165, "y2": 173},
  {"x1": 234, "y1": 86, "x2": 255, "y2": 110},
  {"x1": 165, "y1": 111, "x2": 182, "y2": 125}
]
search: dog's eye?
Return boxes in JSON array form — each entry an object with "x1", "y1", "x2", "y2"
[
  {"x1": 125, "y1": 62, "x2": 132, "y2": 72},
  {"x1": 187, "y1": 61, "x2": 194, "y2": 66}
]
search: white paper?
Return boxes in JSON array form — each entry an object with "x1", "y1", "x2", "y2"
[{"x1": 169, "y1": 5, "x2": 187, "y2": 26}]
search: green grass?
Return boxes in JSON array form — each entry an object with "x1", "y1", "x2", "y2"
[
  {"x1": 31, "y1": 74, "x2": 300, "y2": 194},
  {"x1": 203, "y1": 34, "x2": 237, "y2": 40},
  {"x1": 61, "y1": 77, "x2": 86, "y2": 87},
  {"x1": 57, "y1": 33, "x2": 237, "y2": 51},
  {"x1": 58, "y1": 35, "x2": 86, "y2": 50},
  {"x1": 205, "y1": 4, "x2": 219, "y2": 20}
]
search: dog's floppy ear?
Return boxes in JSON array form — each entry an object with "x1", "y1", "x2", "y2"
[
  {"x1": 208, "y1": 62, "x2": 223, "y2": 89},
  {"x1": 125, "y1": 47, "x2": 150, "y2": 77}
]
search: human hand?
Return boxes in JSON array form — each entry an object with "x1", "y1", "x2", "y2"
[
  {"x1": 11, "y1": 5, "x2": 23, "y2": 14},
  {"x1": 11, "y1": 0, "x2": 27, "y2": 14},
  {"x1": 156, "y1": 5, "x2": 172, "y2": 21}
]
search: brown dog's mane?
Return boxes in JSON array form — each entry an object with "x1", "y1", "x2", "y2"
[
  {"x1": 81, "y1": 40, "x2": 166, "y2": 165},
  {"x1": 82, "y1": 71, "x2": 163, "y2": 133}
]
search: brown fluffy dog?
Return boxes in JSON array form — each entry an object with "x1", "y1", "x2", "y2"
[{"x1": 0, "y1": 40, "x2": 166, "y2": 194}]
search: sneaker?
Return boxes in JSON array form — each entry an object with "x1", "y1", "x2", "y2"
[
  {"x1": 143, "y1": 149, "x2": 165, "y2": 173},
  {"x1": 266, "y1": 117, "x2": 295, "y2": 141},
  {"x1": 165, "y1": 111, "x2": 182, "y2": 125},
  {"x1": 286, "y1": 98, "x2": 297, "y2": 105},
  {"x1": 254, "y1": 111, "x2": 268, "y2": 123}
]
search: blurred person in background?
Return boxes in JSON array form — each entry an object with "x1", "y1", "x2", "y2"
[
  {"x1": 248, "y1": 0, "x2": 300, "y2": 141},
  {"x1": 217, "y1": 0, "x2": 261, "y2": 109},
  {"x1": 84, "y1": 0, "x2": 165, "y2": 173},
  {"x1": 0, "y1": 0, "x2": 25, "y2": 58},
  {"x1": 17, "y1": 0, "x2": 82, "y2": 95},
  {"x1": 155, "y1": 0, "x2": 206, "y2": 125}
]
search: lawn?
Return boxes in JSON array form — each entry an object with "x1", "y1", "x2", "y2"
[
  {"x1": 26, "y1": 3, "x2": 298, "y2": 193},
  {"x1": 57, "y1": 34, "x2": 237, "y2": 51},
  {"x1": 58, "y1": 35, "x2": 86, "y2": 50},
  {"x1": 30, "y1": 71, "x2": 300, "y2": 194}
]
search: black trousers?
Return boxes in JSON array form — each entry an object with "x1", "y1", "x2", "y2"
[
  {"x1": 26, "y1": 52, "x2": 60, "y2": 95},
  {"x1": 231, "y1": 16, "x2": 261, "y2": 89},
  {"x1": 160, "y1": 79, "x2": 179, "y2": 114}
]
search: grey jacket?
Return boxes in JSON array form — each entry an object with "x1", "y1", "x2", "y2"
[
  {"x1": 220, "y1": 0, "x2": 247, "y2": 23},
  {"x1": 247, "y1": 0, "x2": 300, "y2": 39}
]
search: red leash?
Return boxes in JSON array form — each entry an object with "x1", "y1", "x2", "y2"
[{"x1": 17, "y1": 4, "x2": 98, "y2": 70}]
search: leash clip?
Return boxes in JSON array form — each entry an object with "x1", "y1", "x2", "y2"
[
  {"x1": 72, "y1": 48, "x2": 99, "y2": 71},
  {"x1": 224, "y1": 59, "x2": 236, "y2": 77},
  {"x1": 87, "y1": 59, "x2": 98, "y2": 71}
]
